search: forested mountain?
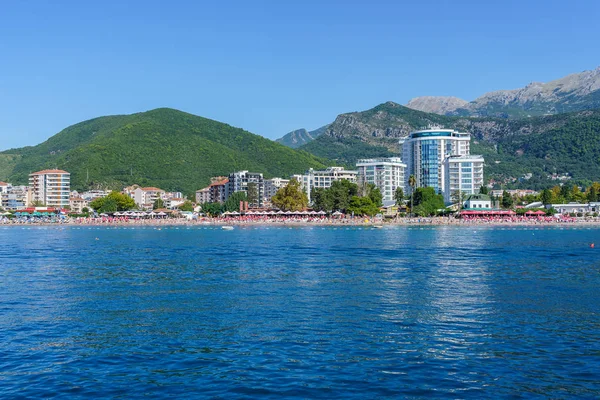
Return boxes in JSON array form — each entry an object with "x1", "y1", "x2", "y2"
[{"x1": 0, "y1": 108, "x2": 328, "y2": 195}]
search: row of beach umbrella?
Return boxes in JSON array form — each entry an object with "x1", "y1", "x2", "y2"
[{"x1": 222, "y1": 210, "x2": 331, "y2": 216}]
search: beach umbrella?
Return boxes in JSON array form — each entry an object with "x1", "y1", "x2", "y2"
[
  {"x1": 276, "y1": 210, "x2": 285, "y2": 215},
  {"x1": 230, "y1": 211, "x2": 240, "y2": 215},
  {"x1": 318, "y1": 211, "x2": 326, "y2": 215},
  {"x1": 285, "y1": 211, "x2": 293, "y2": 215},
  {"x1": 157, "y1": 212, "x2": 167, "y2": 216}
]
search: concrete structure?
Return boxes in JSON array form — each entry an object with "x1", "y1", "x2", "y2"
[
  {"x1": 1, "y1": 186, "x2": 30, "y2": 210},
  {"x1": 292, "y1": 167, "x2": 358, "y2": 202},
  {"x1": 195, "y1": 187, "x2": 211, "y2": 204},
  {"x1": 196, "y1": 177, "x2": 229, "y2": 204},
  {"x1": 69, "y1": 197, "x2": 89, "y2": 213},
  {"x1": 132, "y1": 187, "x2": 165, "y2": 209},
  {"x1": 264, "y1": 178, "x2": 290, "y2": 204},
  {"x1": 356, "y1": 158, "x2": 406, "y2": 202},
  {"x1": 401, "y1": 129, "x2": 473, "y2": 196},
  {"x1": 165, "y1": 197, "x2": 185, "y2": 209},
  {"x1": 546, "y1": 203, "x2": 595, "y2": 214},
  {"x1": 443, "y1": 155, "x2": 485, "y2": 203},
  {"x1": 463, "y1": 194, "x2": 492, "y2": 209},
  {"x1": 0, "y1": 182, "x2": 11, "y2": 209},
  {"x1": 227, "y1": 171, "x2": 264, "y2": 208},
  {"x1": 29, "y1": 169, "x2": 70, "y2": 208}
]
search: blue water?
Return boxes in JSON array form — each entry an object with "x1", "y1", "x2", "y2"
[{"x1": 1, "y1": 225, "x2": 600, "y2": 398}]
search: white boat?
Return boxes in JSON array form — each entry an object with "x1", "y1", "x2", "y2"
[
  {"x1": 373, "y1": 225, "x2": 384, "y2": 229},
  {"x1": 222, "y1": 226, "x2": 234, "y2": 230}
]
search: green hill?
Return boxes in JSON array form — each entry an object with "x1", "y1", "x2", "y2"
[{"x1": 0, "y1": 108, "x2": 328, "y2": 196}]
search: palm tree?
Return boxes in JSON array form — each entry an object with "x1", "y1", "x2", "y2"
[{"x1": 408, "y1": 174, "x2": 416, "y2": 217}]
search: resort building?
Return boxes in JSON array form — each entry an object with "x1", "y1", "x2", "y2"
[
  {"x1": 0, "y1": 182, "x2": 11, "y2": 209},
  {"x1": 292, "y1": 167, "x2": 358, "y2": 202},
  {"x1": 196, "y1": 177, "x2": 229, "y2": 204},
  {"x1": 69, "y1": 197, "x2": 89, "y2": 213},
  {"x1": 264, "y1": 177, "x2": 290, "y2": 203},
  {"x1": 29, "y1": 169, "x2": 71, "y2": 208},
  {"x1": 401, "y1": 128, "x2": 471, "y2": 195},
  {"x1": 463, "y1": 194, "x2": 492, "y2": 210},
  {"x1": 165, "y1": 197, "x2": 185, "y2": 209},
  {"x1": 131, "y1": 187, "x2": 165, "y2": 209},
  {"x1": 443, "y1": 155, "x2": 485, "y2": 203},
  {"x1": 356, "y1": 158, "x2": 406, "y2": 202},
  {"x1": 226, "y1": 171, "x2": 265, "y2": 208},
  {"x1": 1, "y1": 186, "x2": 30, "y2": 210},
  {"x1": 195, "y1": 187, "x2": 210, "y2": 204}
]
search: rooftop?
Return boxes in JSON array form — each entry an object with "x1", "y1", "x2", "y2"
[
  {"x1": 465, "y1": 194, "x2": 491, "y2": 201},
  {"x1": 30, "y1": 169, "x2": 69, "y2": 175},
  {"x1": 141, "y1": 187, "x2": 164, "y2": 192}
]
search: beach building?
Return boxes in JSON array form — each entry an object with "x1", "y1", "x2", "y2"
[
  {"x1": 29, "y1": 169, "x2": 70, "y2": 208},
  {"x1": 69, "y1": 197, "x2": 89, "y2": 213},
  {"x1": 226, "y1": 171, "x2": 265, "y2": 208},
  {"x1": 196, "y1": 177, "x2": 229, "y2": 204},
  {"x1": 463, "y1": 194, "x2": 492, "y2": 209},
  {"x1": 196, "y1": 187, "x2": 210, "y2": 204},
  {"x1": 1, "y1": 186, "x2": 31, "y2": 210},
  {"x1": 165, "y1": 197, "x2": 185, "y2": 209},
  {"x1": 292, "y1": 167, "x2": 358, "y2": 202},
  {"x1": 264, "y1": 178, "x2": 290, "y2": 203},
  {"x1": 401, "y1": 128, "x2": 471, "y2": 195},
  {"x1": 546, "y1": 203, "x2": 593, "y2": 214},
  {"x1": 443, "y1": 155, "x2": 485, "y2": 203},
  {"x1": 356, "y1": 158, "x2": 406, "y2": 202},
  {"x1": 0, "y1": 182, "x2": 11, "y2": 209},
  {"x1": 132, "y1": 187, "x2": 165, "y2": 209}
]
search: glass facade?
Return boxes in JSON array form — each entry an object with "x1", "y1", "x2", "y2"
[{"x1": 420, "y1": 140, "x2": 440, "y2": 193}]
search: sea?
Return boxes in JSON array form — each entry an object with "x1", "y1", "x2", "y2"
[{"x1": 1, "y1": 225, "x2": 599, "y2": 398}]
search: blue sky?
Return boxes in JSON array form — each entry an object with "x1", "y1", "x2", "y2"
[{"x1": 1, "y1": 0, "x2": 599, "y2": 150}]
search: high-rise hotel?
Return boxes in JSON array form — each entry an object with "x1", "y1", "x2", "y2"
[
  {"x1": 29, "y1": 169, "x2": 70, "y2": 208},
  {"x1": 401, "y1": 129, "x2": 484, "y2": 202}
]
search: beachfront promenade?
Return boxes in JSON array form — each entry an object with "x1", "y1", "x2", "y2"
[{"x1": 0, "y1": 214, "x2": 592, "y2": 227}]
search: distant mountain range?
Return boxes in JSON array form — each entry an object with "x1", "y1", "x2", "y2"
[
  {"x1": 0, "y1": 108, "x2": 327, "y2": 195},
  {"x1": 406, "y1": 66, "x2": 600, "y2": 118},
  {"x1": 275, "y1": 125, "x2": 329, "y2": 148}
]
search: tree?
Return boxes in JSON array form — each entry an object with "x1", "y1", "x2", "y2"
[
  {"x1": 201, "y1": 202, "x2": 222, "y2": 216},
  {"x1": 312, "y1": 187, "x2": 334, "y2": 212},
  {"x1": 560, "y1": 184, "x2": 571, "y2": 202},
  {"x1": 501, "y1": 190, "x2": 514, "y2": 209},
  {"x1": 540, "y1": 189, "x2": 553, "y2": 205},
  {"x1": 153, "y1": 198, "x2": 165, "y2": 210},
  {"x1": 408, "y1": 174, "x2": 416, "y2": 216},
  {"x1": 179, "y1": 200, "x2": 194, "y2": 212},
  {"x1": 479, "y1": 186, "x2": 489, "y2": 195},
  {"x1": 411, "y1": 187, "x2": 445, "y2": 216},
  {"x1": 451, "y1": 190, "x2": 467, "y2": 209},
  {"x1": 271, "y1": 179, "x2": 308, "y2": 211},
  {"x1": 247, "y1": 182, "x2": 259, "y2": 207},
  {"x1": 347, "y1": 196, "x2": 380, "y2": 216},
  {"x1": 30, "y1": 200, "x2": 46, "y2": 207},
  {"x1": 366, "y1": 184, "x2": 383, "y2": 207},
  {"x1": 587, "y1": 182, "x2": 600, "y2": 202},
  {"x1": 90, "y1": 191, "x2": 136, "y2": 212},
  {"x1": 224, "y1": 191, "x2": 247, "y2": 212},
  {"x1": 394, "y1": 187, "x2": 404, "y2": 206}
]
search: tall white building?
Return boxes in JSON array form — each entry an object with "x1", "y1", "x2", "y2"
[
  {"x1": 227, "y1": 171, "x2": 265, "y2": 208},
  {"x1": 29, "y1": 169, "x2": 70, "y2": 208},
  {"x1": 293, "y1": 167, "x2": 358, "y2": 202},
  {"x1": 356, "y1": 158, "x2": 406, "y2": 202},
  {"x1": 401, "y1": 128, "x2": 482, "y2": 201},
  {"x1": 443, "y1": 155, "x2": 485, "y2": 203}
]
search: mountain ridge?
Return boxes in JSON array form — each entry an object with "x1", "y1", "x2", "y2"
[{"x1": 406, "y1": 66, "x2": 600, "y2": 118}]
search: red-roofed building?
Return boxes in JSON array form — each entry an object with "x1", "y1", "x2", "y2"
[
  {"x1": 196, "y1": 177, "x2": 229, "y2": 204},
  {"x1": 29, "y1": 169, "x2": 70, "y2": 208}
]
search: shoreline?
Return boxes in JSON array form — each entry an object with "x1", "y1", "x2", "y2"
[{"x1": 3, "y1": 217, "x2": 600, "y2": 228}]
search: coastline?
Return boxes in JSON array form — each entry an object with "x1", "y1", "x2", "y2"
[{"x1": 3, "y1": 217, "x2": 600, "y2": 228}]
